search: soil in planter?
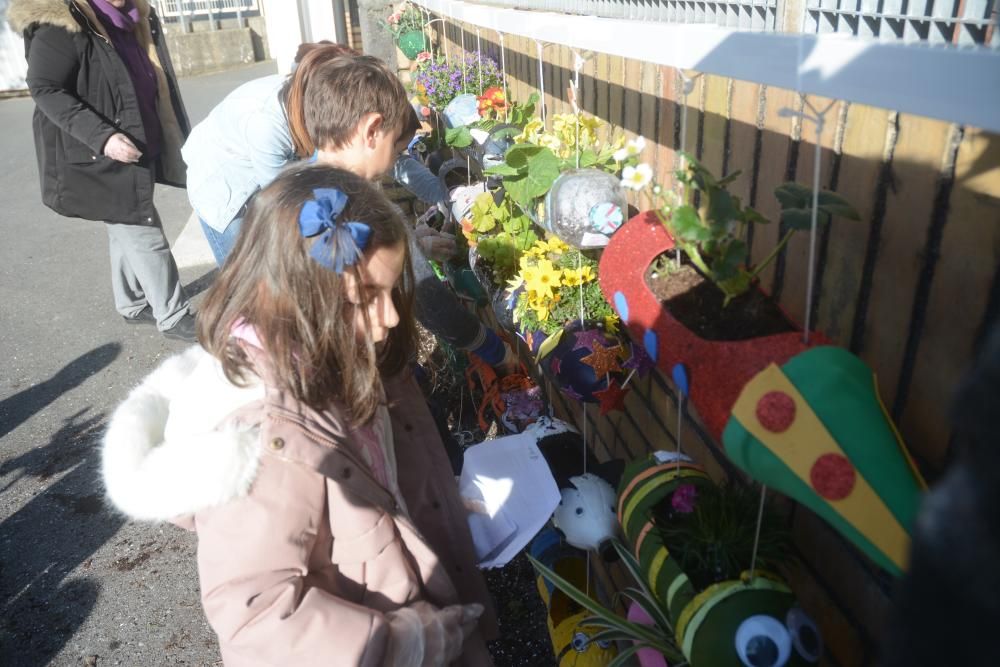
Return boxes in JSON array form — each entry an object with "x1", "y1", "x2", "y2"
[{"x1": 645, "y1": 252, "x2": 796, "y2": 341}]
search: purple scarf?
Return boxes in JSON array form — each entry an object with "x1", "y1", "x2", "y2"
[{"x1": 88, "y1": 0, "x2": 162, "y2": 158}]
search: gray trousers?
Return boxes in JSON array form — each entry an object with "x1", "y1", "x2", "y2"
[{"x1": 105, "y1": 207, "x2": 189, "y2": 331}]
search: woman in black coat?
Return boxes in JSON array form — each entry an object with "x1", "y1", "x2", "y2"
[{"x1": 9, "y1": 0, "x2": 196, "y2": 341}]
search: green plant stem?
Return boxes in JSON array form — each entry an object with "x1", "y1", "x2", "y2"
[{"x1": 748, "y1": 228, "x2": 795, "y2": 281}]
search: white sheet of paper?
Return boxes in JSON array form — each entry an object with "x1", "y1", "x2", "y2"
[{"x1": 460, "y1": 431, "x2": 561, "y2": 569}]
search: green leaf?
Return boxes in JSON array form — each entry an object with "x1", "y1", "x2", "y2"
[
  {"x1": 503, "y1": 144, "x2": 542, "y2": 169},
  {"x1": 484, "y1": 163, "x2": 520, "y2": 177},
  {"x1": 607, "y1": 643, "x2": 645, "y2": 667},
  {"x1": 717, "y1": 169, "x2": 743, "y2": 187},
  {"x1": 504, "y1": 148, "x2": 560, "y2": 205},
  {"x1": 774, "y1": 182, "x2": 860, "y2": 230},
  {"x1": 707, "y1": 190, "x2": 739, "y2": 229},
  {"x1": 712, "y1": 239, "x2": 748, "y2": 281},
  {"x1": 526, "y1": 555, "x2": 670, "y2": 648},
  {"x1": 669, "y1": 205, "x2": 713, "y2": 243},
  {"x1": 578, "y1": 148, "x2": 599, "y2": 168},
  {"x1": 445, "y1": 126, "x2": 473, "y2": 148},
  {"x1": 742, "y1": 206, "x2": 770, "y2": 225}
]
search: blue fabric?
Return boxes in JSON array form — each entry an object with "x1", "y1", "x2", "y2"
[
  {"x1": 200, "y1": 216, "x2": 242, "y2": 267},
  {"x1": 182, "y1": 75, "x2": 295, "y2": 233},
  {"x1": 472, "y1": 328, "x2": 506, "y2": 365},
  {"x1": 298, "y1": 189, "x2": 371, "y2": 273}
]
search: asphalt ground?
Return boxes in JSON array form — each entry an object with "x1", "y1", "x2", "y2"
[{"x1": 0, "y1": 61, "x2": 276, "y2": 667}]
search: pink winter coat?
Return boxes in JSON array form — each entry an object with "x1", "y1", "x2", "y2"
[{"x1": 102, "y1": 346, "x2": 498, "y2": 666}]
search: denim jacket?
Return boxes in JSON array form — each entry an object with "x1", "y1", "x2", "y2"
[{"x1": 182, "y1": 74, "x2": 295, "y2": 232}]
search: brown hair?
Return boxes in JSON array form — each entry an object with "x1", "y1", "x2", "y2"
[
  {"x1": 283, "y1": 43, "x2": 358, "y2": 157},
  {"x1": 197, "y1": 165, "x2": 416, "y2": 426},
  {"x1": 286, "y1": 53, "x2": 414, "y2": 158}
]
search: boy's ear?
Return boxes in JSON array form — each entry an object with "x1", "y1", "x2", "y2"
[{"x1": 363, "y1": 113, "x2": 385, "y2": 146}]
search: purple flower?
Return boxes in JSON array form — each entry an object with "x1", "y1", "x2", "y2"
[{"x1": 671, "y1": 484, "x2": 698, "y2": 514}]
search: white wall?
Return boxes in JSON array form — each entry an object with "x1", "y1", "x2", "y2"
[
  {"x1": 260, "y1": 0, "x2": 345, "y2": 75},
  {"x1": 1, "y1": 0, "x2": 28, "y2": 92}
]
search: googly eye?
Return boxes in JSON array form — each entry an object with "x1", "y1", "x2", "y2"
[
  {"x1": 786, "y1": 608, "x2": 822, "y2": 662},
  {"x1": 571, "y1": 632, "x2": 589, "y2": 652},
  {"x1": 735, "y1": 615, "x2": 792, "y2": 667}
]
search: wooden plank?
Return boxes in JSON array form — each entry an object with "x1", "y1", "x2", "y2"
[
  {"x1": 595, "y1": 52, "x2": 611, "y2": 142},
  {"x1": 900, "y1": 127, "x2": 1000, "y2": 470},
  {"x1": 856, "y1": 115, "x2": 950, "y2": 418},
  {"x1": 779, "y1": 96, "x2": 846, "y2": 327},
  {"x1": 747, "y1": 85, "x2": 798, "y2": 288},
  {"x1": 791, "y1": 509, "x2": 886, "y2": 656},
  {"x1": 609, "y1": 56, "x2": 626, "y2": 134},
  {"x1": 701, "y1": 73, "x2": 730, "y2": 179},
  {"x1": 655, "y1": 67, "x2": 679, "y2": 192},
  {"x1": 580, "y1": 49, "x2": 597, "y2": 118},
  {"x1": 727, "y1": 79, "x2": 762, "y2": 204},
  {"x1": 783, "y1": 563, "x2": 867, "y2": 667},
  {"x1": 624, "y1": 56, "x2": 642, "y2": 140},
  {"x1": 813, "y1": 102, "x2": 891, "y2": 345},
  {"x1": 638, "y1": 61, "x2": 660, "y2": 211}
]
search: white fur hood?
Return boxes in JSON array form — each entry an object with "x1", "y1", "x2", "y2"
[{"x1": 102, "y1": 346, "x2": 266, "y2": 523}]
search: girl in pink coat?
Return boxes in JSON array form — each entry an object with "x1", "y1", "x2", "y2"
[{"x1": 101, "y1": 164, "x2": 497, "y2": 666}]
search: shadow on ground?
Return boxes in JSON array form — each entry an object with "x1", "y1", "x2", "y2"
[{"x1": 0, "y1": 406, "x2": 124, "y2": 664}]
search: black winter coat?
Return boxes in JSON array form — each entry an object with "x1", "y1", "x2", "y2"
[{"x1": 9, "y1": 0, "x2": 190, "y2": 224}]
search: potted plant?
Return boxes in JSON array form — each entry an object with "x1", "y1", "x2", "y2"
[
  {"x1": 382, "y1": 3, "x2": 427, "y2": 60},
  {"x1": 411, "y1": 52, "x2": 503, "y2": 113},
  {"x1": 599, "y1": 155, "x2": 860, "y2": 438}
]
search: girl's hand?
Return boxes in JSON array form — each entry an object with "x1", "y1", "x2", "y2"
[
  {"x1": 415, "y1": 224, "x2": 457, "y2": 262},
  {"x1": 385, "y1": 601, "x2": 484, "y2": 666},
  {"x1": 103, "y1": 133, "x2": 142, "y2": 163}
]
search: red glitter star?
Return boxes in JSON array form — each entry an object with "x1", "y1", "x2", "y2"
[
  {"x1": 594, "y1": 380, "x2": 629, "y2": 415},
  {"x1": 581, "y1": 341, "x2": 623, "y2": 377}
]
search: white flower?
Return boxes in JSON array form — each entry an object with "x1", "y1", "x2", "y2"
[
  {"x1": 621, "y1": 163, "x2": 653, "y2": 191},
  {"x1": 613, "y1": 136, "x2": 647, "y2": 162}
]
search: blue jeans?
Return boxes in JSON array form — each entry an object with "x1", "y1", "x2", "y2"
[{"x1": 200, "y1": 216, "x2": 242, "y2": 267}]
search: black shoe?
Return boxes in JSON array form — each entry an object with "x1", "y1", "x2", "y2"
[
  {"x1": 123, "y1": 306, "x2": 156, "y2": 325},
  {"x1": 162, "y1": 313, "x2": 197, "y2": 343}
]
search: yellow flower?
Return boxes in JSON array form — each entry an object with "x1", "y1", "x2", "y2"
[
  {"x1": 530, "y1": 300, "x2": 550, "y2": 321},
  {"x1": 604, "y1": 315, "x2": 620, "y2": 335},
  {"x1": 524, "y1": 259, "x2": 561, "y2": 298},
  {"x1": 561, "y1": 270, "x2": 583, "y2": 288},
  {"x1": 577, "y1": 265, "x2": 596, "y2": 283},
  {"x1": 507, "y1": 274, "x2": 525, "y2": 293}
]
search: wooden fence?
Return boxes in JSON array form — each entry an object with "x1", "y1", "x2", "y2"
[{"x1": 421, "y1": 15, "x2": 1000, "y2": 667}]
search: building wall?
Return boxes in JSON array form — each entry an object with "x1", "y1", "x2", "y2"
[{"x1": 433, "y1": 15, "x2": 1000, "y2": 667}]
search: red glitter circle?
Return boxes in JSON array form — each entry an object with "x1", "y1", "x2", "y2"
[
  {"x1": 756, "y1": 391, "x2": 796, "y2": 432},
  {"x1": 810, "y1": 454, "x2": 856, "y2": 500}
]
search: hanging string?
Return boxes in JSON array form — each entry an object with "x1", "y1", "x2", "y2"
[
  {"x1": 571, "y1": 51, "x2": 586, "y2": 170},
  {"x1": 676, "y1": 71, "x2": 698, "y2": 270},
  {"x1": 476, "y1": 28, "x2": 483, "y2": 94},
  {"x1": 498, "y1": 32, "x2": 510, "y2": 123},
  {"x1": 748, "y1": 484, "x2": 768, "y2": 583},
  {"x1": 802, "y1": 98, "x2": 835, "y2": 345},
  {"x1": 535, "y1": 40, "x2": 547, "y2": 129}
]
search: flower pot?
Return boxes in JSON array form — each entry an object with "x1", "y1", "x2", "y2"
[
  {"x1": 598, "y1": 211, "x2": 828, "y2": 440},
  {"x1": 530, "y1": 528, "x2": 618, "y2": 665},
  {"x1": 533, "y1": 320, "x2": 637, "y2": 415},
  {"x1": 544, "y1": 169, "x2": 628, "y2": 249},
  {"x1": 723, "y1": 345, "x2": 926, "y2": 577},
  {"x1": 617, "y1": 454, "x2": 823, "y2": 667},
  {"x1": 396, "y1": 30, "x2": 427, "y2": 60}
]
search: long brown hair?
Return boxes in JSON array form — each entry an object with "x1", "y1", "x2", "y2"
[{"x1": 197, "y1": 165, "x2": 416, "y2": 426}]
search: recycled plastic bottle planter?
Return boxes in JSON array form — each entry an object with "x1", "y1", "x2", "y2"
[
  {"x1": 530, "y1": 527, "x2": 618, "y2": 666},
  {"x1": 599, "y1": 211, "x2": 827, "y2": 440},
  {"x1": 616, "y1": 454, "x2": 823, "y2": 667},
  {"x1": 467, "y1": 245, "x2": 517, "y2": 332},
  {"x1": 723, "y1": 346, "x2": 927, "y2": 577},
  {"x1": 396, "y1": 29, "x2": 428, "y2": 60},
  {"x1": 529, "y1": 320, "x2": 642, "y2": 416},
  {"x1": 544, "y1": 169, "x2": 628, "y2": 249}
]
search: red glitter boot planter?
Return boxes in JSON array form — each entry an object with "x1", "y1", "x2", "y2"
[{"x1": 598, "y1": 211, "x2": 827, "y2": 440}]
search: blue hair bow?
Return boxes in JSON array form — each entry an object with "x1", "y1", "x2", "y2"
[{"x1": 298, "y1": 188, "x2": 372, "y2": 273}]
